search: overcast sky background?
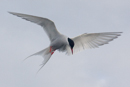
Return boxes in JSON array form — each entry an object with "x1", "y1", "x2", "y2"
[{"x1": 0, "y1": 0, "x2": 130, "y2": 87}]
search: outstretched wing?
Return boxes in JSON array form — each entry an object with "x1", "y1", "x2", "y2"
[
  {"x1": 68, "y1": 32, "x2": 122, "y2": 54},
  {"x1": 9, "y1": 12, "x2": 60, "y2": 41}
]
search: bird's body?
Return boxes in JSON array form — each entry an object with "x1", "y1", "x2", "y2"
[
  {"x1": 9, "y1": 12, "x2": 122, "y2": 71},
  {"x1": 50, "y1": 34, "x2": 68, "y2": 51}
]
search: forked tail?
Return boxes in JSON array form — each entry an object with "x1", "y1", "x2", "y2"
[{"x1": 24, "y1": 47, "x2": 53, "y2": 73}]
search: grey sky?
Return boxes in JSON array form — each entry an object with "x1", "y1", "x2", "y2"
[{"x1": 0, "y1": 0, "x2": 130, "y2": 87}]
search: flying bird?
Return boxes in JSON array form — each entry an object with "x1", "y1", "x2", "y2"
[{"x1": 9, "y1": 12, "x2": 122, "y2": 71}]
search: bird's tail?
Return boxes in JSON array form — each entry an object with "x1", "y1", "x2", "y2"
[{"x1": 24, "y1": 47, "x2": 52, "y2": 73}]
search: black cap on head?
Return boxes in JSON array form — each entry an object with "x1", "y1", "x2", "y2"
[{"x1": 68, "y1": 38, "x2": 74, "y2": 49}]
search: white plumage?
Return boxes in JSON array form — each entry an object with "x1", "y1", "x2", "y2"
[{"x1": 9, "y1": 12, "x2": 122, "y2": 71}]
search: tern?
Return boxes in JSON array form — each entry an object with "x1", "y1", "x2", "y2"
[{"x1": 9, "y1": 12, "x2": 122, "y2": 71}]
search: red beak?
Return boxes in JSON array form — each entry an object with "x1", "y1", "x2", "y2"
[{"x1": 71, "y1": 49, "x2": 73, "y2": 54}]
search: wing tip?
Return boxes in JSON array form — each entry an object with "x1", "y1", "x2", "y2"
[
  {"x1": 8, "y1": 11, "x2": 15, "y2": 15},
  {"x1": 8, "y1": 11, "x2": 21, "y2": 17}
]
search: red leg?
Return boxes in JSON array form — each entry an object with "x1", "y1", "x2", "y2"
[
  {"x1": 50, "y1": 46, "x2": 52, "y2": 52},
  {"x1": 51, "y1": 50, "x2": 55, "y2": 55},
  {"x1": 51, "y1": 52, "x2": 54, "y2": 55}
]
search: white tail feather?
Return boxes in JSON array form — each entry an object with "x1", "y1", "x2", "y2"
[{"x1": 24, "y1": 47, "x2": 52, "y2": 73}]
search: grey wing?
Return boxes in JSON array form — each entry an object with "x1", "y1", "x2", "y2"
[
  {"x1": 9, "y1": 12, "x2": 60, "y2": 41},
  {"x1": 69, "y1": 32, "x2": 122, "y2": 54}
]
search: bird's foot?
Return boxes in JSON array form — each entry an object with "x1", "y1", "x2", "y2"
[
  {"x1": 51, "y1": 50, "x2": 55, "y2": 55},
  {"x1": 51, "y1": 52, "x2": 54, "y2": 55}
]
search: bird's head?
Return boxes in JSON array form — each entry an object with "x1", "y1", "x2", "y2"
[{"x1": 68, "y1": 38, "x2": 74, "y2": 54}]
